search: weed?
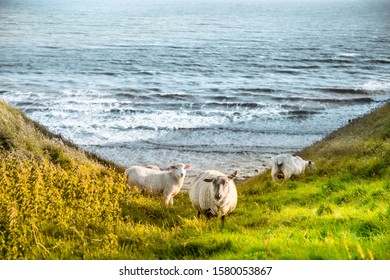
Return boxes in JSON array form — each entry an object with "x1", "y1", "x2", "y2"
[
  {"x1": 316, "y1": 204, "x2": 333, "y2": 216},
  {"x1": 352, "y1": 221, "x2": 382, "y2": 238},
  {"x1": 44, "y1": 145, "x2": 73, "y2": 170},
  {"x1": 0, "y1": 134, "x2": 12, "y2": 150},
  {"x1": 321, "y1": 180, "x2": 346, "y2": 194}
]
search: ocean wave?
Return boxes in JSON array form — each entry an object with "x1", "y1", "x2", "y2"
[
  {"x1": 110, "y1": 59, "x2": 139, "y2": 65},
  {"x1": 370, "y1": 59, "x2": 390, "y2": 64},
  {"x1": 39, "y1": 45, "x2": 62, "y2": 49},
  {"x1": 114, "y1": 90, "x2": 144, "y2": 98},
  {"x1": 139, "y1": 141, "x2": 305, "y2": 155},
  {"x1": 202, "y1": 101, "x2": 265, "y2": 109},
  {"x1": 360, "y1": 81, "x2": 390, "y2": 92},
  {"x1": 375, "y1": 38, "x2": 390, "y2": 44},
  {"x1": 150, "y1": 92, "x2": 190, "y2": 101},
  {"x1": 103, "y1": 121, "x2": 327, "y2": 138},
  {"x1": 273, "y1": 58, "x2": 354, "y2": 64},
  {"x1": 286, "y1": 65, "x2": 321, "y2": 69},
  {"x1": 92, "y1": 71, "x2": 117, "y2": 76},
  {"x1": 316, "y1": 88, "x2": 369, "y2": 94},
  {"x1": 284, "y1": 110, "x2": 320, "y2": 117},
  {"x1": 209, "y1": 95, "x2": 239, "y2": 102},
  {"x1": 272, "y1": 69, "x2": 302, "y2": 75},
  {"x1": 302, "y1": 58, "x2": 354, "y2": 64},
  {"x1": 338, "y1": 52, "x2": 361, "y2": 57},
  {"x1": 236, "y1": 87, "x2": 277, "y2": 94},
  {"x1": 272, "y1": 95, "x2": 374, "y2": 104}
]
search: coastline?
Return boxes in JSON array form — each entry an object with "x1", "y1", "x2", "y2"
[
  {"x1": 2, "y1": 99, "x2": 388, "y2": 187},
  {"x1": 2, "y1": 98, "x2": 386, "y2": 189}
]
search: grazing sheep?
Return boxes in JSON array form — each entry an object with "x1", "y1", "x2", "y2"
[
  {"x1": 189, "y1": 170, "x2": 238, "y2": 224},
  {"x1": 125, "y1": 163, "x2": 191, "y2": 205},
  {"x1": 271, "y1": 154, "x2": 316, "y2": 182}
]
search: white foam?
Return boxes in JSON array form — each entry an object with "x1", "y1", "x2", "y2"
[
  {"x1": 338, "y1": 52, "x2": 360, "y2": 57},
  {"x1": 360, "y1": 80, "x2": 390, "y2": 92}
]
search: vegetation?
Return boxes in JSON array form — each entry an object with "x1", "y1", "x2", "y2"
[{"x1": 1, "y1": 100, "x2": 390, "y2": 259}]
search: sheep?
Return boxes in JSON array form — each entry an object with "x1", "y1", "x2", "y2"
[
  {"x1": 125, "y1": 163, "x2": 191, "y2": 206},
  {"x1": 189, "y1": 170, "x2": 238, "y2": 224},
  {"x1": 271, "y1": 154, "x2": 316, "y2": 182}
]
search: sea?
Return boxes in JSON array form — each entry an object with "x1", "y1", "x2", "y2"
[{"x1": 1, "y1": 0, "x2": 389, "y2": 183}]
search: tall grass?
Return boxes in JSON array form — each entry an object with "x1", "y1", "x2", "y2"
[
  {"x1": 0, "y1": 150, "x2": 126, "y2": 259},
  {"x1": 1, "y1": 100, "x2": 390, "y2": 259}
]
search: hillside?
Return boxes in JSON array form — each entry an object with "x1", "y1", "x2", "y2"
[
  {"x1": 1, "y1": 100, "x2": 390, "y2": 260},
  {"x1": 0, "y1": 100, "x2": 128, "y2": 259}
]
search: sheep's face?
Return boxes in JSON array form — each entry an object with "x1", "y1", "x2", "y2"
[
  {"x1": 275, "y1": 172, "x2": 285, "y2": 180},
  {"x1": 171, "y1": 164, "x2": 191, "y2": 179},
  {"x1": 204, "y1": 171, "x2": 237, "y2": 202},
  {"x1": 212, "y1": 177, "x2": 231, "y2": 201},
  {"x1": 274, "y1": 163, "x2": 283, "y2": 172},
  {"x1": 307, "y1": 161, "x2": 316, "y2": 170}
]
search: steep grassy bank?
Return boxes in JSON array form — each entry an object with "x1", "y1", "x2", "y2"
[
  {"x1": 238, "y1": 103, "x2": 390, "y2": 259},
  {"x1": 1, "y1": 100, "x2": 390, "y2": 259},
  {"x1": 0, "y1": 101, "x2": 128, "y2": 259}
]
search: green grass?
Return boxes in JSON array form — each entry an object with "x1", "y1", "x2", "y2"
[{"x1": 1, "y1": 100, "x2": 390, "y2": 259}]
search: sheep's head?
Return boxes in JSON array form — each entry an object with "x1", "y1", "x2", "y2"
[
  {"x1": 307, "y1": 160, "x2": 316, "y2": 170},
  {"x1": 204, "y1": 171, "x2": 237, "y2": 201},
  {"x1": 275, "y1": 172, "x2": 285, "y2": 181},
  {"x1": 170, "y1": 163, "x2": 191, "y2": 179}
]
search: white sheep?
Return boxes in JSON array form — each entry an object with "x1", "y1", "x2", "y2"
[
  {"x1": 189, "y1": 170, "x2": 238, "y2": 224},
  {"x1": 125, "y1": 163, "x2": 191, "y2": 205},
  {"x1": 271, "y1": 154, "x2": 316, "y2": 182}
]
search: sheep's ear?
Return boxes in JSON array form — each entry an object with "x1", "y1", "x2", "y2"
[
  {"x1": 170, "y1": 165, "x2": 176, "y2": 169},
  {"x1": 203, "y1": 177, "x2": 214, "y2": 183},
  {"x1": 228, "y1": 171, "x2": 237, "y2": 180},
  {"x1": 184, "y1": 165, "x2": 192, "y2": 170}
]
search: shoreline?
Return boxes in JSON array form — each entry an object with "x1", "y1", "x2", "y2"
[
  {"x1": 2, "y1": 98, "x2": 388, "y2": 187},
  {"x1": 2, "y1": 98, "x2": 387, "y2": 186}
]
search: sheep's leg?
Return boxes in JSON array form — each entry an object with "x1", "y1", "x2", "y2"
[
  {"x1": 197, "y1": 211, "x2": 201, "y2": 219},
  {"x1": 164, "y1": 195, "x2": 173, "y2": 206},
  {"x1": 221, "y1": 215, "x2": 226, "y2": 227}
]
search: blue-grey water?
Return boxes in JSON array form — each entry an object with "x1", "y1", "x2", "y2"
[{"x1": 1, "y1": 0, "x2": 389, "y2": 181}]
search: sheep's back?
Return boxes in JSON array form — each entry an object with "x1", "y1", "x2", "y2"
[
  {"x1": 222, "y1": 180, "x2": 238, "y2": 214},
  {"x1": 291, "y1": 156, "x2": 306, "y2": 174},
  {"x1": 126, "y1": 166, "x2": 161, "y2": 189},
  {"x1": 189, "y1": 172, "x2": 208, "y2": 208}
]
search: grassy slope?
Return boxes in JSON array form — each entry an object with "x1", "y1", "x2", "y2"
[{"x1": 1, "y1": 100, "x2": 390, "y2": 260}]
